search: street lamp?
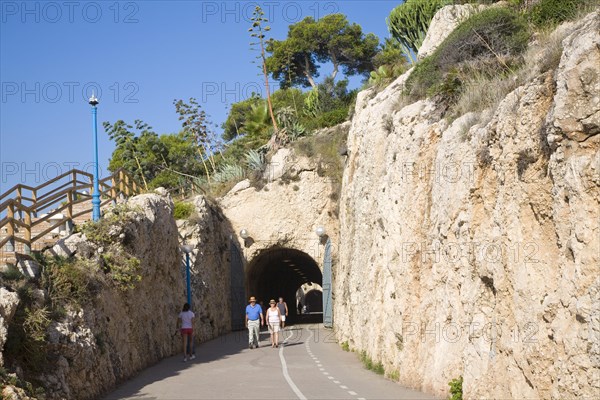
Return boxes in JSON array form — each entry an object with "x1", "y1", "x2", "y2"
[
  {"x1": 181, "y1": 244, "x2": 194, "y2": 305},
  {"x1": 315, "y1": 226, "x2": 326, "y2": 238},
  {"x1": 89, "y1": 93, "x2": 101, "y2": 222}
]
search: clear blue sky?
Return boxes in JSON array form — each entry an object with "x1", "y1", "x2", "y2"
[{"x1": 1, "y1": 0, "x2": 400, "y2": 192}]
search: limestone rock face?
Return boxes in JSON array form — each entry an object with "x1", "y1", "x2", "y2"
[
  {"x1": 219, "y1": 144, "x2": 342, "y2": 268},
  {"x1": 178, "y1": 195, "x2": 236, "y2": 340},
  {"x1": 550, "y1": 12, "x2": 600, "y2": 141},
  {"x1": 0, "y1": 287, "x2": 19, "y2": 367},
  {"x1": 336, "y1": 11, "x2": 599, "y2": 400}
]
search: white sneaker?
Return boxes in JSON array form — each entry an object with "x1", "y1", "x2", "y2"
[
  {"x1": 183, "y1": 357, "x2": 188, "y2": 362},
  {"x1": 190, "y1": 354, "x2": 196, "y2": 360}
]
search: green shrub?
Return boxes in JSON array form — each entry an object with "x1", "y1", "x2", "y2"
[
  {"x1": 303, "y1": 108, "x2": 349, "y2": 131},
  {"x1": 42, "y1": 256, "x2": 96, "y2": 308},
  {"x1": 388, "y1": 369, "x2": 400, "y2": 381},
  {"x1": 100, "y1": 252, "x2": 141, "y2": 291},
  {"x1": 405, "y1": 7, "x2": 530, "y2": 101},
  {"x1": 0, "y1": 265, "x2": 24, "y2": 281},
  {"x1": 80, "y1": 203, "x2": 141, "y2": 246},
  {"x1": 449, "y1": 376, "x2": 463, "y2": 400},
  {"x1": 341, "y1": 341, "x2": 350, "y2": 351},
  {"x1": 529, "y1": 0, "x2": 588, "y2": 27},
  {"x1": 173, "y1": 201, "x2": 194, "y2": 219}
]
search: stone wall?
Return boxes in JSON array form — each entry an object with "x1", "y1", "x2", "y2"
[
  {"x1": 41, "y1": 193, "x2": 184, "y2": 399},
  {"x1": 1, "y1": 191, "x2": 234, "y2": 399},
  {"x1": 335, "y1": 11, "x2": 599, "y2": 400}
]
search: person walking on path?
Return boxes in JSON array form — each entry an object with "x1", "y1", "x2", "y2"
[
  {"x1": 245, "y1": 296, "x2": 264, "y2": 349},
  {"x1": 277, "y1": 297, "x2": 289, "y2": 329},
  {"x1": 177, "y1": 303, "x2": 195, "y2": 362},
  {"x1": 266, "y1": 299, "x2": 282, "y2": 348}
]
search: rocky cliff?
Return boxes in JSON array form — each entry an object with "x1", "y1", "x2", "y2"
[
  {"x1": 177, "y1": 195, "x2": 236, "y2": 340},
  {"x1": 0, "y1": 191, "x2": 233, "y2": 399},
  {"x1": 335, "y1": 9, "x2": 599, "y2": 400}
]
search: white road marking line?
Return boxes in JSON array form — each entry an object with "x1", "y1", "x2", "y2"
[
  {"x1": 279, "y1": 329, "x2": 307, "y2": 400},
  {"x1": 304, "y1": 326, "x2": 362, "y2": 398}
]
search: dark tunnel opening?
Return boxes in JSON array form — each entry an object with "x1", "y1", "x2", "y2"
[{"x1": 247, "y1": 247, "x2": 322, "y2": 324}]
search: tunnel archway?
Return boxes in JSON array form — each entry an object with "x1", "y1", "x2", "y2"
[
  {"x1": 304, "y1": 289, "x2": 323, "y2": 313},
  {"x1": 247, "y1": 247, "x2": 322, "y2": 322}
]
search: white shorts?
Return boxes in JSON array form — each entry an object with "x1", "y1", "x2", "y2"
[
  {"x1": 269, "y1": 323, "x2": 280, "y2": 333},
  {"x1": 281, "y1": 316, "x2": 286, "y2": 322}
]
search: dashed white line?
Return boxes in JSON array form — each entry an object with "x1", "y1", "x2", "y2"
[{"x1": 304, "y1": 326, "x2": 364, "y2": 400}]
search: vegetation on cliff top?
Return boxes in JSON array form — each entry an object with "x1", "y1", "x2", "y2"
[{"x1": 102, "y1": 0, "x2": 596, "y2": 197}]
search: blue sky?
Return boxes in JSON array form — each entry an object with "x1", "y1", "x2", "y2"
[{"x1": 1, "y1": 0, "x2": 400, "y2": 192}]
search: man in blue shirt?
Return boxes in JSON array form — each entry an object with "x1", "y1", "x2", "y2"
[{"x1": 245, "y1": 296, "x2": 264, "y2": 349}]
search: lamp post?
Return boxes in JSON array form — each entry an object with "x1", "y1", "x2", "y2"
[
  {"x1": 181, "y1": 244, "x2": 194, "y2": 305},
  {"x1": 89, "y1": 93, "x2": 101, "y2": 222}
]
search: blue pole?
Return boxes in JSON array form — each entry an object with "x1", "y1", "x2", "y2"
[
  {"x1": 91, "y1": 103, "x2": 101, "y2": 221},
  {"x1": 186, "y1": 252, "x2": 191, "y2": 306}
]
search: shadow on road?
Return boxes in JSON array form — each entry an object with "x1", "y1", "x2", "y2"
[
  {"x1": 104, "y1": 319, "x2": 325, "y2": 399},
  {"x1": 104, "y1": 329, "x2": 250, "y2": 399}
]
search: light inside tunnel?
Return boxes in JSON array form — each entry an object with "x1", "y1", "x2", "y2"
[{"x1": 247, "y1": 247, "x2": 322, "y2": 321}]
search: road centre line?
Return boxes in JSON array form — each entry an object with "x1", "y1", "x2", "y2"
[{"x1": 279, "y1": 329, "x2": 307, "y2": 400}]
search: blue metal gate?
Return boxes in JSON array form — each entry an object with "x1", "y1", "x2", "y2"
[
  {"x1": 230, "y1": 241, "x2": 246, "y2": 331},
  {"x1": 322, "y1": 238, "x2": 333, "y2": 328}
]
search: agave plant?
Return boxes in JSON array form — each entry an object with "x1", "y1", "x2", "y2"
[
  {"x1": 245, "y1": 149, "x2": 266, "y2": 172},
  {"x1": 212, "y1": 163, "x2": 245, "y2": 183},
  {"x1": 287, "y1": 122, "x2": 307, "y2": 141},
  {"x1": 386, "y1": 0, "x2": 449, "y2": 64}
]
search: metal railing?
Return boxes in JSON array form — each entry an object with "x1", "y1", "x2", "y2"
[{"x1": 0, "y1": 168, "x2": 141, "y2": 256}]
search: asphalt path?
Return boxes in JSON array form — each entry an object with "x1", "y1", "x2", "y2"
[{"x1": 105, "y1": 324, "x2": 437, "y2": 400}]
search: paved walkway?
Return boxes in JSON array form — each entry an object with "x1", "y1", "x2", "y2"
[{"x1": 105, "y1": 324, "x2": 436, "y2": 400}]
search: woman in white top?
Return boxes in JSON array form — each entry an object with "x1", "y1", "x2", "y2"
[
  {"x1": 177, "y1": 303, "x2": 195, "y2": 361},
  {"x1": 266, "y1": 299, "x2": 282, "y2": 348}
]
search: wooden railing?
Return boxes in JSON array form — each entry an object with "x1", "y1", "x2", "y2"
[{"x1": 0, "y1": 168, "x2": 141, "y2": 256}]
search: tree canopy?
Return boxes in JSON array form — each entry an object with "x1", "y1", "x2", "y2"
[
  {"x1": 266, "y1": 14, "x2": 379, "y2": 89},
  {"x1": 104, "y1": 119, "x2": 204, "y2": 191}
]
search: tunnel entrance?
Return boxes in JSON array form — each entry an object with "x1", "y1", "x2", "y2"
[{"x1": 247, "y1": 247, "x2": 322, "y2": 323}]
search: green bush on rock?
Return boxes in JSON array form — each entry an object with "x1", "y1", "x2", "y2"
[{"x1": 405, "y1": 7, "x2": 530, "y2": 101}]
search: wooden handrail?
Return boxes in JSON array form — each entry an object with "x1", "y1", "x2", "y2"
[{"x1": 0, "y1": 168, "x2": 141, "y2": 257}]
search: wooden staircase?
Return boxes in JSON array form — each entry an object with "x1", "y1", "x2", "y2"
[{"x1": 0, "y1": 169, "x2": 141, "y2": 267}]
